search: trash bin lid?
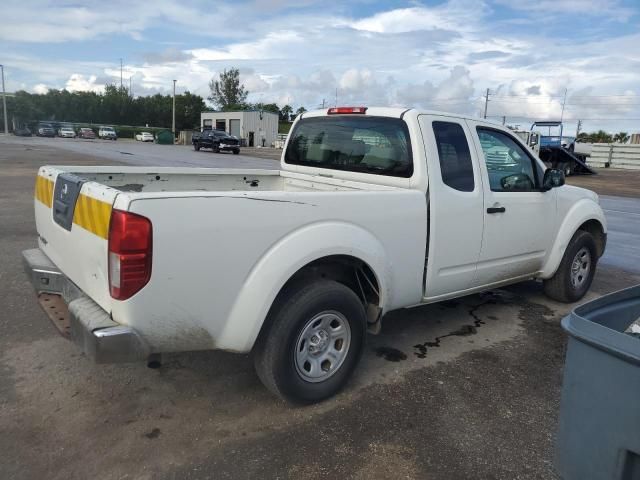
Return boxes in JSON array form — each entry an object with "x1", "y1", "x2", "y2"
[{"x1": 562, "y1": 285, "x2": 640, "y2": 365}]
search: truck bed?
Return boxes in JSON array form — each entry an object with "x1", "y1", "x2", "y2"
[
  {"x1": 49, "y1": 166, "x2": 397, "y2": 193},
  {"x1": 33, "y1": 165, "x2": 427, "y2": 353}
]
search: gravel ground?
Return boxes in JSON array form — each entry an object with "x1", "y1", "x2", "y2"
[{"x1": 1, "y1": 136, "x2": 639, "y2": 479}]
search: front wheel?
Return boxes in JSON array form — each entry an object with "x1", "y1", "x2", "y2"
[
  {"x1": 544, "y1": 230, "x2": 597, "y2": 303},
  {"x1": 253, "y1": 280, "x2": 366, "y2": 404}
]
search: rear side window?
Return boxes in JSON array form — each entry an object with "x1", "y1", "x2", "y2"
[
  {"x1": 432, "y1": 121, "x2": 475, "y2": 192},
  {"x1": 285, "y1": 116, "x2": 413, "y2": 177}
]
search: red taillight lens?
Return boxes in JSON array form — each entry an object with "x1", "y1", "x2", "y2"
[
  {"x1": 327, "y1": 106, "x2": 368, "y2": 114},
  {"x1": 108, "y1": 209, "x2": 152, "y2": 300}
]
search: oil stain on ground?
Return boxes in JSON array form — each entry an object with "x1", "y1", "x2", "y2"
[
  {"x1": 375, "y1": 347, "x2": 408, "y2": 362},
  {"x1": 413, "y1": 291, "x2": 510, "y2": 358}
]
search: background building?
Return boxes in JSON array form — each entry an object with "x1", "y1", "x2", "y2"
[{"x1": 200, "y1": 111, "x2": 279, "y2": 147}]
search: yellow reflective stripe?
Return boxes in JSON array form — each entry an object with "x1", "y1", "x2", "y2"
[
  {"x1": 35, "y1": 175, "x2": 112, "y2": 239},
  {"x1": 72, "y1": 194, "x2": 112, "y2": 239},
  {"x1": 34, "y1": 176, "x2": 53, "y2": 208}
]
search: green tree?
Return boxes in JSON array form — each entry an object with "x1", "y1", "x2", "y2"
[
  {"x1": 208, "y1": 68, "x2": 248, "y2": 111},
  {"x1": 280, "y1": 104, "x2": 293, "y2": 122},
  {"x1": 295, "y1": 106, "x2": 307, "y2": 117},
  {"x1": 613, "y1": 132, "x2": 629, "y2": 143}
]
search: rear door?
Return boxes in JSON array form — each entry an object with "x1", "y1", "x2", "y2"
[
  {"x1": 467, "y1": 121, "x2": 557, "y2": 285},
  {"x1": 35, "y1": 167, "x2": 118, "y2": 311},
  {"x1": 419, "y1": 115, "x2": 485, "y2": 299}
]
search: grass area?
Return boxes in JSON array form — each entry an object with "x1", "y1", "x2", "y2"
[{"x1": 278, "y1": 122, "x2": 292, "y2": 134}]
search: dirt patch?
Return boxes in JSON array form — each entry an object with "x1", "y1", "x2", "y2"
[{"x1": 567, "y1": 168, "x2": 640, "y2": 198}]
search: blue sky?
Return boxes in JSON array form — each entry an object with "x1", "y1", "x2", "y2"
[{"x1": 2, "y1": 0, "x2": 640, "y2": 132}]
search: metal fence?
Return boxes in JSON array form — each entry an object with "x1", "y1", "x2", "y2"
[{"x1": 590, "y1": 144, "x2": 640, "y2": 170}]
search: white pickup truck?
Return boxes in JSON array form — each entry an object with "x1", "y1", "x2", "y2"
[{"x1": 24, "y1": 107, "x2": 607, "y2": 403}]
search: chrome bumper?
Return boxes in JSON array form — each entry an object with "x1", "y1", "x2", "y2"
[{"x1": 22, "y1": 248, "x2": 149, "y2": 363}]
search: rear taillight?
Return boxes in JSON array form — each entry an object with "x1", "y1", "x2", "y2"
[
  {"x1": 108, "y1": 209, "x2": 152, "y2": 300},
  {"x1": 327, "y1": 106, "x2": 367, "y2": 114}
]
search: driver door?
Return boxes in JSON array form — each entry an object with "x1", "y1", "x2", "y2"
[{"x1": 467, "y1": 121, "x2": 557, "y2": 286}]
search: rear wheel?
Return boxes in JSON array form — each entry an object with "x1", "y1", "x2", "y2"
[
  {"x1": 253, "y1": 280, "x2": 366, "y2": 404},
  {"x1": 544, "y1": 230, "x2": 597, "y2": 303}
]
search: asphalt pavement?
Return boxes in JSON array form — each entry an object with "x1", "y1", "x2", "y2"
[{"x1": 1, "y1": 135, "x2": 640, "y2": 480}]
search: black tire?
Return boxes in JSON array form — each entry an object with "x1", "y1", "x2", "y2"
[
  {"x1": 253, "y1": 280, "x2": 367, "y2": 404},
  {"x1": 544, "y1": 230, "x2": 598, "y2": 303},
  {"x1": 233, "y1": 149, "x2": 240, "y2": 155},
  {"x1": 194, "y1": 143, "x2": 200, "y2": 151}
]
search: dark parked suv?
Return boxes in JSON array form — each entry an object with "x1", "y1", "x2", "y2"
[{"x1": 193, "y1": 129, "x2": 240, "y2": 154}]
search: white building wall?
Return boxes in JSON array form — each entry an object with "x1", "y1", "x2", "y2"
[{"x1": 200, "y1": 111, "x2": 279, "y2": 147}]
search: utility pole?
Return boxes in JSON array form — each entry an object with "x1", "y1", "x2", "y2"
[
  {"x1": 560, "y1": 88, "x2": 568, "y2": 122},
  {"x1": 119, "y1": 58, "x2": 123, "y2": 90},
  {"x1": 502, "y1": 115, "x2": 506, "y2": 125},
  {"x1": 335, "y1": 88, "x2": 338, "y2": 107},
  {"x1": 483, "y1": 88, "x2": 490, "y2": 119},
  {"x1": 0, "y1": 64, "x2": 7, "y2": 135},
  {"x1": 172, "y1": 79, "x2": 177, "y2": 135},
  {"x1": 321, "y1": 99, "x2": 326, "y2": 108},
  {"x1": 575, "y1": 119, "x2": 582, "y2": 139},
  {"x1": 129, "y1": 75, "x2": 132, "y2": 97}
]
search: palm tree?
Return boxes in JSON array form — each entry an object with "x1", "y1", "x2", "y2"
[{"x1": 613, "y1": 132, "x2": 629, "y2": 143}]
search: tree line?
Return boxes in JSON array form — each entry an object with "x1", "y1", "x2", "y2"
[
  {"x1": 577, "y1": 130, "x2": 630, "y2": 144},
  {"x1": 2, "y1": 85, "x2": 206, "y2": 131},
  {"x1": 1, "y1": 67, "x2": 308, "y2": 132}
]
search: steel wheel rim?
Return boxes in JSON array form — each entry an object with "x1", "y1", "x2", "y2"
[
  {"x1": 294, "y1": 311, "x2": 352, "y2": 383},
  {"x1": 570, "y1": 247, "x2": 591, "y2": 289}
]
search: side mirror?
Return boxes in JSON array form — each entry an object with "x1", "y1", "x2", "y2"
[{"x1": 542, "y1": 169, "x2": 565, "y2": 191}]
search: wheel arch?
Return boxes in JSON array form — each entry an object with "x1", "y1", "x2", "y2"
[
  {"x1": 540, "y1": 201, "x2": 607, "y2": 279},
  {"x1": 218, "y1": 222, "x2": 390, "y2": 352}
]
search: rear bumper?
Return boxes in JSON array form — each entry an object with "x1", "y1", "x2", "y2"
[{"x1": 22, "y1": 248, "x2": 149, "y2": 363}]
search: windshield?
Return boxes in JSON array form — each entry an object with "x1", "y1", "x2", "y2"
[
  {"x1": 284, "y1": 116, "x2": 413, "y2": 177},
  {"x1": 102, "y1": 127, "x2": 115, "y2": 132}
]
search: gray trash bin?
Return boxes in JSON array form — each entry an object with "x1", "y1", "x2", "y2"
[{"x1": 556, "y1": 285, "x2": 640, "y2": 480}]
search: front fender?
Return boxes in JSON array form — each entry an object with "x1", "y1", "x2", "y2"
[
  {"x1": 540, "y1": 198, "x2": 607, "y2": 279},
  {"x1": 218, "y1": 221, "x2": 390, "y2": 353}
]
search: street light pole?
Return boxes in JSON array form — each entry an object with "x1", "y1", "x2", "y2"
[
  {"x1": 172, "y1": 79, "x2": 176, "y2": 135},
  {"x1": 1, "y1": 65, "x2": 8, "y2": 135}
]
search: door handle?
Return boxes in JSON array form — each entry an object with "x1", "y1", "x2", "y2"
[{"x1": 487, "y1": 206, "x2": 506, "y2": 214}]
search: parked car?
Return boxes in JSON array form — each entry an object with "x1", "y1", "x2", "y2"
[
  {"x1": 36, "y1": 123, "x2": 55, "y2": 137},
  {"x1": 135, "y1": 132, "x2": 154, "y2": 142},
  {"x1": 99, "y1": 126, "x2": 117, "y2": 140},
  {"x1": 193, "y1": 129, "x2": 240, "y2": 154},
  {"x1": 14, "y1": 127, "x2": 32, "y2": 137},
  {"x1": 78, "y1": 128, "x2": 96, "y2": 139},
  {"x1": 58, "y1": 127, "x2": 76, "y2": 138},
  {"x1": 23, "y1": 106, "x2": 607, "y2": 404}
]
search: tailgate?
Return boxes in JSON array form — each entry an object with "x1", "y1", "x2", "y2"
[{"x1": 34, "y1": 166, "x2": 119, "y2": 312}]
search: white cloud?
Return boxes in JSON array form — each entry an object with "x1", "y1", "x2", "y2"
[
  {"x1": 33, "y1": 84, "x2": 49, "y2": 94},
  {"x1": 3, "y1": 0, "x2": 639, "y2": 131},
  {"x1": 65, "y1": 74, "x2": 105, "y2": 93}
]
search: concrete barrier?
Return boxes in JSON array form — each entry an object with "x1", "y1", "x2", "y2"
[{"x1": 589, "y1": 144, "x2": 640, "y2": 170}]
